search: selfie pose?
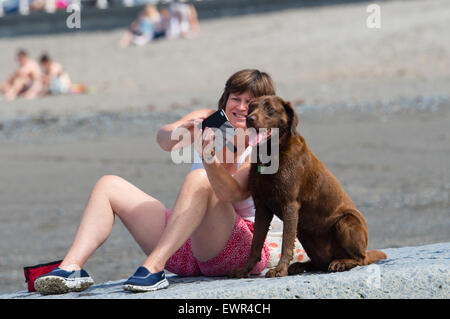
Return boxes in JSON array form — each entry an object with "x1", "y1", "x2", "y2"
[{"x1": 34, "y1": 69, "x2": 276, "y2": 294}]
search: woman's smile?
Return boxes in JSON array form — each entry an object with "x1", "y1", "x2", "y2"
[{"x1": 225, "y1": 91, "x2": 253, "y2": 129}]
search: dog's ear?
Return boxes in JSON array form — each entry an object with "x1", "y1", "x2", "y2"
[{"x1": 282, "y1": 99, "x2": 299, "y2": 136}]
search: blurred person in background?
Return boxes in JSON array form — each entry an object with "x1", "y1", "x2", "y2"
[
  {"x1": 0, "y1": 49, "x2": 42, "y2": 101},
  {"x1": 153, "y1": 5, "x2": 171, "y2": 39},
  {"x1": 39, "y1": 53, "x2": 72, "y2": 95},
  {"x1": 29, "y1": 0, "x2": 45, "y2": 11},
  {"x1": 187, "y1": 2, "x2": 200, "y2": 35},
  {"x1": 29, "y1": 0, "x2": 69, "y2": 12},
  {"x1": 167, "y1": 1, "x2": 199, "y2": 39},
  {"x1": 118, "y1": 4, "x2": 162, "y2": 48},
  {"x1": 1, "y1": 0, "x2": 20, "y2": 14}
]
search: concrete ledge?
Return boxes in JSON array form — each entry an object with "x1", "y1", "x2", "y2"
[{"x1": 2, "y1": 242, "x2": 448, "y2": 299}]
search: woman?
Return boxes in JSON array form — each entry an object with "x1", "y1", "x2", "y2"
[
  {"x1": 1, "y1": 50, "x2": 42, "y2": 101},
  {"x1": 34, "y1": 69, "x2": 276, "y2": 294},
  {"x1": 118, "y1": 4, "x2": 161, "y2": 48},
  {"x1": 39, "y1": 54, "x2": 72, "y2": 95}
]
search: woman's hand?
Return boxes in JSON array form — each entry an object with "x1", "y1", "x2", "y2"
[
  {"x1": 158, "y1": 115, "x2": 207, "y2": 152},
  {"x1": 200, "y1": 132, "x2": 251, "y2": 202},
  {"x1": 172, "y1": 117, "x2": 206, "y2": 151},
  {"x1": 176, "y1": 117, "x2": 205, "y2": 137},
  {"x1": 194, "y1": 124, "x2": 216, "y2": 163},
  {"x1": 156, "y1": 109, "x2": 214, "y2": 152}
]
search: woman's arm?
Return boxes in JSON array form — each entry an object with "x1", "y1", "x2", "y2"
[
  {"x1": 197, "y1": 128, "x2": 251, "y2": 202},
  {"x1": 156, "y1": 108, "x2": 215, "y2": 152},
  {"x1": 203, "y1": 159, "x2": 251, "y2": 203}
]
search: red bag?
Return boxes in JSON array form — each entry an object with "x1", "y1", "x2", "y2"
[{"x1": 23, "y1": 260, "x2": 62, "y2": 292}]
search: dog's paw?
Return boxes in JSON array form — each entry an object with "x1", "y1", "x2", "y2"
[
  {"x1": 229, "y1": 267, "x2": 251, "y2": 278},
  {"x1": 265, "y1": 267, "x2": 288, "y2": 278},
  {"x1": 328, "y1": 260, "x2": 348, "y2": 272},
  {"x1": 287, "y1": 262, "x2": 308, "y2": 275}
]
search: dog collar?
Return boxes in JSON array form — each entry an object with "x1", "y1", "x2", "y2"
[{"x1": 257, "y1": 164, "x2": 267, "y2": 174}]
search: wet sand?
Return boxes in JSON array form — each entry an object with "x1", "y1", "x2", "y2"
[{"x1": 0, "y1": 0, "x2": 449, "y2": 294}]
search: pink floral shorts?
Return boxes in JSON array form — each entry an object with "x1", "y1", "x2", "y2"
[{"x1": 164, "y1": 209, "x2": 270, "y2": 277}]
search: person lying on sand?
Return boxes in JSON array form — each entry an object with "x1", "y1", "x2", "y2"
[
  {"x1": 0, "y1": 49, "x2": 43, "y2": 101},
  {"x1": 33, "y1": 69, "x2": 276, "y2": 295}
]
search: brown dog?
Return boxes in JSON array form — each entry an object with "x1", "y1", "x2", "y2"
[{"x1": 229, "y1": 95, "x2": 386, "y2": 278}]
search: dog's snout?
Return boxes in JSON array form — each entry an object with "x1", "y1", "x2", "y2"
[{"x1": 246, "y1": 115, "x2": 256, "y2": 127}]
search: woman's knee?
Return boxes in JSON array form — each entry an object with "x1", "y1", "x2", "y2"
[
  {"x1": 94, "y1": 174, "x2": 127, "y2": 197},
  {"x1": 184, "y1": 170, "x2": 232, "y2": 217},
  {"x1": 171, "y1": 169, "x2": 215, "y2": 219},
  {"x1": 94, "y1": 174, "x2": 164, "y2": 211},
  {"x1": 184, "y1": 169, "x2": 213, "y2": 194}
]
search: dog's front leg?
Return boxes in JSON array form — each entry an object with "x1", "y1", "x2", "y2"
[
  {"x1": 266, "y1": 202, "x2": 300, "y2": 278},
  {"x1": 229, "y1": 208, "x2": 273, "y2": 278}
]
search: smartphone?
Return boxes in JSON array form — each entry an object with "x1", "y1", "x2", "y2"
[
  {"x1": 201, "y1": 109, "x2": 230, "y2": 130},
  {"x1": 200, "y1": 109, "x2": 237, "y2": 152}
]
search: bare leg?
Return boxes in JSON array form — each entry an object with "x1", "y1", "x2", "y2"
[
  {"x1": 23, "y1": 81, "x2": 43, "y2": 99},
  {"x1": 1, "y1": 77, "x2": 13, "y2": 94},
  {"x1": 142, "y1": 168, "x2": 236, "y2": 273},
  {"x1": 4, "y1": 77, "x2": 27, "y2": 101},
  {"x1": 118, "y1": 30, "x2": 134, "y2": 48},
  {"x1": 60, "y1": 175, "x2": 167, "y2": 270},
  {"x1": 61, "y1": 169, "x2": 236, "y2": 274}
]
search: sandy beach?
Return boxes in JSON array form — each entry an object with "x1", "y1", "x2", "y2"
[{"x1": 0, "y1": 0, "x2": 449, "y2": 294}]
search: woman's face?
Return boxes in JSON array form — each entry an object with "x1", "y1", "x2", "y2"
[{"x1": 224, "y1": 91, "x2": 253, "y2": 129}]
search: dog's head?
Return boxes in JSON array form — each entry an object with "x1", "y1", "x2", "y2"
[{"x1": 246, "y1": 95, "x2": 299, "y2": 145}]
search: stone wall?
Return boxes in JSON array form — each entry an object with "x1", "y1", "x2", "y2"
[{"x1": 2, "y1": 242, "x2": 448, "y2": 299}]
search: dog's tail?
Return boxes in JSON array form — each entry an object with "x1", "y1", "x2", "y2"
[{"x1": 366, "y1": 250, "x2": 387, "y2": 264}]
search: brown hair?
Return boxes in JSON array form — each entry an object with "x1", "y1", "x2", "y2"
[
  {"x1": 17, "y1": 49, "x2": 28, "y2": 57},
  {"x1": 39, "y1": 53, "x2": 51, "y2": 64},
  {"x1": 218, "y1": 69, "x2": 275, "y2": 110}
]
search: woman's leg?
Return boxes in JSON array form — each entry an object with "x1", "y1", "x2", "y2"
[
  {"x1": 142, "y1": 169, "x2": 236, "y2": 273},
  {"x1": 60, "y1": 175, "x2": 167, "y2": 270}
]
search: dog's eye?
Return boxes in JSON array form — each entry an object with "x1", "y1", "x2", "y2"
[{"x1": 263, "y1": 104, "x2": 275, "y2": 116}]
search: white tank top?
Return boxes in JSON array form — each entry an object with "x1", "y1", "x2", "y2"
[{"x1": 191, "y1": 146, "x2": 255, "y2": 221}]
